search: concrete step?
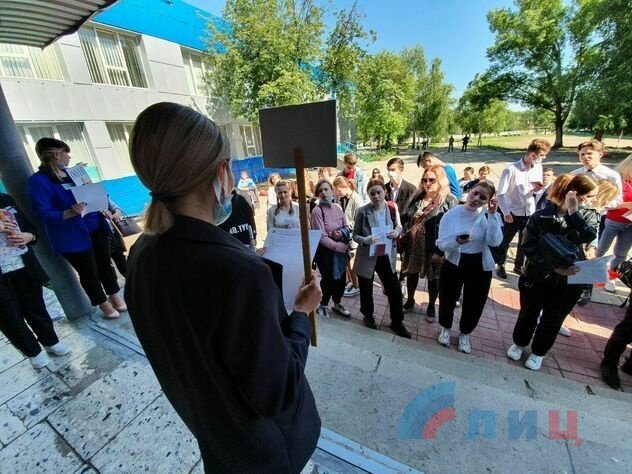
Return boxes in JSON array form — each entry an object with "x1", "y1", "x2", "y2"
[{"x1": 308, "y1": 317, "x2": 632, "y2": 473}]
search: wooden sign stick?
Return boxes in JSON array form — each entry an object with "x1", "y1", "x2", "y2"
[{"x1": 294, "y1": 147, "x2": 317, "y2": 346}]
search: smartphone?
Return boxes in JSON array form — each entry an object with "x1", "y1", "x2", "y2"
[
  {"x1": 458, "y1": 234, "x2": 470, "y2": 240},
  {"x1": 530, "y1": 181, "x2": 543, "y2": 187}
]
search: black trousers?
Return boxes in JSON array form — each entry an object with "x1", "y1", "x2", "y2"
[
  {"x1": 602, "y1": 305, "x2": 632, "y2": 366},
  {"x1": 358, "y1": 256, "x2": 404, "y2": 325},
  {"x1": 0, "y1": 268, "x2": 58, "y2": 357},
  {"x1": 439, "y1": 253, "x2": 492, "y2": 334},
  {"x1": 512, "y1": 276, "x2": 583, "y2": 356},
  {"x1": 62, "y1": 230, "x2": 119, "y2": 306},
  {"x1": 497, "y1": 214, "x2": 528, "y2": 267},
  {"x1": 110, "y1": 232, "x2": 127, "y2": 277}
]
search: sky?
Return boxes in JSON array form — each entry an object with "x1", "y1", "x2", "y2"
[{"x1": 183, "y1": 0, "x2": 516, "y2": 101}]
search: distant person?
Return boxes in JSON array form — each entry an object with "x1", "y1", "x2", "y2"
[
  {"x1": 417, "y1": 152, "x2": 461, "y2": 200},
  {"x1": 596, "y1": 154, "x2": 632, "y2": 292},
  {"x1": 462, "y1": 165, "x2": 494, "y2": 192},
  {"x1": 448, "y1": 135, "x2": 455, "y2": 152},
  {"x1": 267, "y1": 180, "x2": 300, "y2": 230},
  {"x1": 461, "y1": 135, "x2": 470, "y2": 152},
  {"x1": 422, "y1": 136, "x2": 429, "y2": 150},
  {"x1": 459, "y1": 167, "x2": 475, "y2": 190},
  {"x1": 571, "y1": 139, "x2": 623, "y2": 305},
  {"x1": 218, "y1": 190, "x2": 257, "y2": 251},
  {"x1": 237, "y1": 170, "x2": 259, "y2": 210},
  {"x1": 495, "y1": 138, "x2": 552, "y2": 279},
  {"x1": 339, "y1": 153, "x2": 367, "y2": 203},
  {"x1": 126, "y1": 102, "x2": 322, "y2": 472},
  {"x1": 371, "y1": 168, "x2": 384, "y2": 182},
  {"x1": 266, "y1": 172, "x2": 281, "y2": 209},
  {"x1": 0, "y1": 193, "x2": 70, "y2": 369}
]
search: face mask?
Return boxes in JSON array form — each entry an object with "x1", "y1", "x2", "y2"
[
  {"x1": 212, "y1": 170, "x2": 233, "y2": 225},
  {"x1": 387, "y1": 170, "x2": 399, "y2": 180}
]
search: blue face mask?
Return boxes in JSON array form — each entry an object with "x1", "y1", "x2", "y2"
[{"x1": 212, "y1": 171, "x2": 233, "y2": 225}]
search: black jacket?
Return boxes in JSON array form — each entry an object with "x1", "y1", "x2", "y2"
[
  {"x1": 125, "y1": 215, "x2": 320, "y2": 473},
  {"x1": 386, "y1": 179, "x2": 417, "y2": 228},
  {"x1": 521, "y1": 202, "x2": 599, "y2": 286},
  {"x1": 218, "y1": 191, "x2": 257, "y2": 246},
  {"x1": 0, "y1": 193, "x2": 48, "y2": 285},
  {"x1": 406, "y1": 193, "x2": 458, "y2": 257}
]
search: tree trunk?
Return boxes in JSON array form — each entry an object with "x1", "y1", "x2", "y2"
[
  {"x1": 412, "y1": 131, "x2": 416, "y2": 149},
  {"x1": 594, "y1": 129, "x2": 604, "y2": 142},
  {"x1": 554, "y1": 106, "x2": 564, "y2": 148}
]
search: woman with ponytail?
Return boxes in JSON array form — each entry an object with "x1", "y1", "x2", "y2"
[
  {"x1": 267, "y1": 180, "x2": 300, "y2": 230},
  {"x1": 125, "y1": 102, "x2": 322, "y2": 473}
]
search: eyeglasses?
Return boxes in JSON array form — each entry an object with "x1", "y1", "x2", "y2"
[{"x1": 422, "y1": 178, "x2": 437, "y2": 184}]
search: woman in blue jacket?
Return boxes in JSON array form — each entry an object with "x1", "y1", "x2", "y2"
[{"x1": 28, "y1": 138, "x2": 125, "y2": 319}]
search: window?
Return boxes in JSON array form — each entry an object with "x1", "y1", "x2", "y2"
[
  {"x1": 182, "y1": 49, "x2": 210, "y2": 96},
  {"x1": 0, "y1": 44, "x2": 63, "y2": 80},
  {"x1": 106, "y1": 123, "x2": 135, "y2": 175},
  {"x1": 240, "y1": 124, "x2": 260, "y2": 156},
  {"x1": 19, "y1": 124, "x2": 98, "y2": 176},
  {"x1": 78, "y1": 26, "x2": 147, "y2": 88}
]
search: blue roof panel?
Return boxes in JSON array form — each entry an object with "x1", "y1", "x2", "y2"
[{"x1": 93, "y1": 0, "x2": 227, "y2": 52}]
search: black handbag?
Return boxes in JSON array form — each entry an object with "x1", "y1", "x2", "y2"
[
  {"x1": 113, "y1": 216, "x2": 142, "y2": 237},
  {"x1": 537, "y1": 232, "x2": 580, "y2": 268}
]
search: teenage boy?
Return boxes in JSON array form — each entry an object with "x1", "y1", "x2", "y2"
[
  {"x1": 495, "y1": 138, "x2": 552, "y2": 279},
  {"x1": 339, "y1": 152, "x2": 367, "y2": 203},
  {"x1": 571, "y1": 139, "x2": 623, "y2": 305}
]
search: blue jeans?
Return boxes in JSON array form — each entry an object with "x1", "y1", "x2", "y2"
[{"x1": 597, "y1": 218, "x2": 632, "y2": 270}]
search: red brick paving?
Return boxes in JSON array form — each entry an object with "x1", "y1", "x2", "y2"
[{"x1": 325, "y1": 280, "x2": 632, "y2": 391}]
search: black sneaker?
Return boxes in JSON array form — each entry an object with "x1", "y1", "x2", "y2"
[
  {"x1": 390, "y1": 323, "x2": 412, "y2": 339},
  {"x1": 621, "y1": 359, "x2": 632, "y2": 376},
  {"x1": 577, "y1": 289, "x2": 592, "y2": 306},
  {"x1": 512, "y1": 265, "x2": 523, "y2": 276},
  {"x1": 363, "y1": 316, "x2": 378, "y2": 330},
  {"x1": 496, "y1": 265, "x2": 507, "y2": 279},
  {"x1": 425, "y1": 304, "x2": 436, "y2": 322},
  {"x1": 600, "y1": 362, "x2": 622, "y2": 389},
  {"x1": 403, "y1": 299, "x2": 415, "y2": 312}
]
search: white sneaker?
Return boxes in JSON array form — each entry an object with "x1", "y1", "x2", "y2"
[
  {"x1": 506, "y1": 344, "x2": 525, "y2": 361},
  {"x1": 558, "y1": 326, "x2": 572, "y2": 337},
  {"x1": 30, "y1": 350, "x2": 49, "y2": 369},
  {"x1": 316, "y1": 305, "x2": 329, "y2": 318},
  {"x1": 343, "y1": 286, "x2": 360, "y2": 297},
  {"x1": 525, "y1": 354, "x2": 544, "y2": 371},
  {"x1": 44, "y1": 342, "x2": 70, "y2": 356},
  {"x1": 438, "y1": 327, "x2": 451, "y2": 346},
  {"x1": 605, "y1": 280, "x2": 617, "y2": 292},
  {"x1": 331, "y1": 303, "x2": 351, "y2": 318},
  {"x1": 458, "y1": 334, "x2": 472, "y2": 354}
]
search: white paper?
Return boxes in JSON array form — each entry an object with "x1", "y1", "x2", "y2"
[
  {"x1": 70, "y1": 183, "x2": 109, "y2": 215},
  {"x1": 369, "y1": 225, "x2": 393, "y2": 257},
  {"x1": 263, "y1": 228, "x2": 322, "y2": 311},
  {"x1": 0, "y1": 208, "x2": 27, "y2": 258},
  {"x1": 65, "y1": 165, "x2": 93, "y2": 186},
  {"x1": 259, "y1": 100, "x2": 338, "y2": 168},
  {"x1": 568, "y1": 256, "x2": 613, "y2": 285}
]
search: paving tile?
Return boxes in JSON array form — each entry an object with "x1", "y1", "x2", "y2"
[
  {"x1": 0, "y1": 342, "x2": 25, "y2": 372},
  {"x1": 44, "y1": 328, "x2": 102, "y2": 373},
  {"x1": 0, "y1": 359, "x2": 49, "y2": 406},
  {"x1": 55, "y1": 345, "x2": 130, "y2": 392},
  {"x1": 0, "y1": 403, "x2": 26, "y2": 445},
  {"x1": 6, "y1": 373, "x2": 72, "y2": 428},
  {"x1": 48, "y1": 356, "x2": 162, "y2": 459},
  {"x1": 1, "y1": 422, "x2": 83, "y2": 473},
  {"x1": 91, "y1": 395, "x2": 199, "y2": 473}
]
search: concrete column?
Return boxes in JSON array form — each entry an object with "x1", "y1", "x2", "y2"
[{"x1": 0, "y1": 84, "x2": 92, "y2": 321}]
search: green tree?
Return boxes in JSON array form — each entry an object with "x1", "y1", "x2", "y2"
[
  {"x1": 457, "y1": 76, "x2": 510, "y2": 145},
  {"x1": 483, "y1": 0, "x2": 599, "y2": 147},
  {"x1": 404, "y1": 47, "x2": 454, "y2": 147},
  {"x1": 356, "y1": 52, "x2": 414, "y2": 148},
  {"x1": 207, "y1": 0, "x2": 371, "y2": 125}
]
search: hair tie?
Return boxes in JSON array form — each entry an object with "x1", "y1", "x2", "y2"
[{"x1": 149, "y1": 191, "x2": 175, "y2": 203}]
